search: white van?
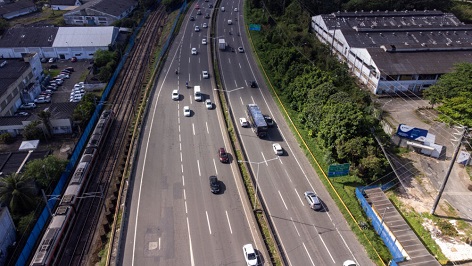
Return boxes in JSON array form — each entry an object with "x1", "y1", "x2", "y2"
[
  {"x1": 227, "y1": 19, "x2": 232, "y2": 25},
  {"x1": 194, "y1": 85, "x2": 202, "y2": 101}
]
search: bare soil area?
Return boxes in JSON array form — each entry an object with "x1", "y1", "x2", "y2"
[{"x1": 378, "y1": 96, "x2": 472, "y2": 264}]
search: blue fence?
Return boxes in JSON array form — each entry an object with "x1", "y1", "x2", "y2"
[
  {"x1": 14, "y1": 11, "x2": 151, "y2": 266},
  {"x1": 355, "y1": 187, "x2": 405, "y2": 263}
]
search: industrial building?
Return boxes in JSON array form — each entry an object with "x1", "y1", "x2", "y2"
[
  {"x1": 0, "y1": 26, "x2": 119, "y2": 60},
  {"x1": 311, "y1": 10, "x2": 472, "y2": 94}
]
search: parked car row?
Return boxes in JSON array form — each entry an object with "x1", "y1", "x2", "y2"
[{"x1": 70, "y1": 82, "x2": 85, "y2": 102}]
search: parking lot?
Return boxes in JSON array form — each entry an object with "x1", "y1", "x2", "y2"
[{"x1": 40, "y1": 59, "x2": 94, "y2": 104}]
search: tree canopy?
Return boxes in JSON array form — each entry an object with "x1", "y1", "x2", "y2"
[{"x1": 424, "y1": 63, "x2": 472, "y2": 127}]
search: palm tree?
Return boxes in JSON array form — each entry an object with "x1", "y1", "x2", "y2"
[
  {"x1": 37, "y1": 110, "x2": 52, "y2": 139},
  {"x1": 0, "y1": 174, "x2": 37, "y2": 214}
]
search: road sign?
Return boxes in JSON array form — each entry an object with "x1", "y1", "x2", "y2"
[
  {"x1": 328, "y1": 163, "x2": 350, "y2": 177},
  {"x1": 249, "y1": 24, "x2": 261, "y2": 31}
]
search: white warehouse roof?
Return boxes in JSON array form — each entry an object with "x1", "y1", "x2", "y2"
[{"x1": 53, "y1": 26, "x2": 117, "y2": 47}]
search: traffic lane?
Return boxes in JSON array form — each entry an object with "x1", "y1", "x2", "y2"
[
  {"x1": 123, "y1": 95, "x2": 190, "y2": 265},
  {"x1": 251, "y1": 157, "x2": 349, "y2": 266},
  {"x1": 238, "y1": 122, "x2": 370, "y2": 265},
  {"x1": 179, "y1": 110, "x2": 254, "y2": 265},
  {"x1": 256, "y1": 152, "x2": 357, "y2": 265}
]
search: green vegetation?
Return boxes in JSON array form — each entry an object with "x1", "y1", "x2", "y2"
[
  {"x1": 423, "y1": 63, "x2": 472, "y2": 127},
  {"x1": 0, "y1": 132, "x2": 13, "y2": 144}
]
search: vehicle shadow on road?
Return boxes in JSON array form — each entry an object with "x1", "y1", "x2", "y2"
[{"x1": 267, "y1": 127, "x2": 284, "y2": 142}]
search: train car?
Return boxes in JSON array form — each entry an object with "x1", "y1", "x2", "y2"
[
  {"x1": 59, "y1": 155, "x2": 94, "y2": 208},
  {"x1": 30, "y1": 206, "x2": 74, "y2": 266},
  {"x1": 87, "y1": 110, "x2": 113, "y2": 149},
  {"x1": 29, "y1": 110, "x2": 114, "y2": 265}
]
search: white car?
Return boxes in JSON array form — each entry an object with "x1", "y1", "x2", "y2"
[
  {"x1": 183, "y1": 106, "x2": 191, "y2": 117},
  {"x1": 202, "y1": 23, "x2": 208, "y2": 28},
  {"x1": 227, "y1": 19, "x2": 232, "y2": 25},
  {"x1": 195, "y1": 26, "x2": 200, "y2": 32},
  {"x1": 272, "y1": 143, "x2": 283, "y2": 155},
  {"x1": 239, "y1": 118, "x2": 249, "y2": 127},
  {"x1": 202, "y1": 70, "x2": 209, "y2": 79},
  {"x1": 172, "y1": 89, "x2": 179, "y2": 100},
  {"x1": 238, "y1": 47, "x2": 244, "y2": 53},
  {"x1": 205, "y1": 99, "x2": 212, "y2": 109},
  {"x1": 234, "y1": 7, "x2": 238, "y2": 12},
  {"x1": 242, "y1": 244, "x2": 258, "y2": 266},
  {"x1": 191, "y1": 48, "x2": 197, "y2": 55},
  {"x1": 202, "y1": 38, "x2": 207, "y2": 45},
  {"x1": 343, "y1": 260, "x2": 357, "y2": 266}
]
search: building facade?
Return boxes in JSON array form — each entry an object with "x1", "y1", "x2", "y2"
[
  {"x1": 311, "y1": 10, "x2": 472, "y2": 94},
  {"x1": 0, "y1": 206, "x2": 16, "y2": 266}
]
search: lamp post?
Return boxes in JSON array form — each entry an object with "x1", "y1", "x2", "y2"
[
  {"x1": 379, "y1": 206, "x2": 390, "y2": 236},
  {"x1": 238, "y1": 157, "x2": 279, "y2": 211}
]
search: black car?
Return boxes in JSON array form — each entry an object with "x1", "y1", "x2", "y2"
[
  {"x1": 190, "y1": 16, "x2": 195, "y2": 21},
  {"x1": 49, "y1": 64, "x2": 58, "y2": 69},
  {"x1": 209, "y1": 4, "x2": 213, "y2": 8},
  {"x1": 209, "y1": 176, "x2": 220, "y2": 193},
  {"x1": 250, "y1": 80, "x2": 257, "y2": 88},
  {"x1": 263, "y1": 115, "x2": 275, "y2": 127},
  {"x1": 205, "y1": 13, "x2": 210, "y2": 18}
]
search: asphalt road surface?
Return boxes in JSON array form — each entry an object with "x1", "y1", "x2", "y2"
[
  {"x1": 121, "y1": 2, "x2": 264, "y2": 265},
  {"x1": 215, "y1": 0, "x2": 375, "y2": 265}
]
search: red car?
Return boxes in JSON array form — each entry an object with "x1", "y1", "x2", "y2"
[
  {"x1": 195, "y1": 4, "x2": 200, "y2": 9},
  {"x1": 218, "y1": 148, "x2": 229, "y2": 163}
]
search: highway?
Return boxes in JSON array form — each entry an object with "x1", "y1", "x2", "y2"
[
  {"x1": 216, "y1": 0, "x2": 375, "y2": 265},
  {"x1": 121, "y1": 2, "x2": 264, "y2": 265}
]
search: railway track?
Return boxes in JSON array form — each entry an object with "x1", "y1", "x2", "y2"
[{"x1": 57, "y1": 7, "x2": 167, "y2": 266}]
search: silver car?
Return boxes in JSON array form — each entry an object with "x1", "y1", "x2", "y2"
[{"x1": 304, "y1": 191, "x2": 322, "y2": 210}]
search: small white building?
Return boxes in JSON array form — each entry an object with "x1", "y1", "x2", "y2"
[
  {"x1": 311, "y1": 10, "x2": 472, "y2": 95},
  {"x1": 0, "y1": 26, "x2": 119, "y2": 60}
]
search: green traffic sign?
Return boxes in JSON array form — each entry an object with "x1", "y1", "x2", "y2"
[{"x1": 328, "y1": 163, "x2": 350, "y2": 177}]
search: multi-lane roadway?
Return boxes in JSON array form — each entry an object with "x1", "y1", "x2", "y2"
[
  {"x1": 121, "y1": 2, "x2": 265, "y2": 265},
  {"x1": 122, "y1": 0, "x2": 376, "y2": 265},
  {"x1": 216, "y1": 0, "x2": 374, "y2": 265}
]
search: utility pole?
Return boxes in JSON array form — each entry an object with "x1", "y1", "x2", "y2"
[{"x1": 430, "y1": 127, "x2": 468, "y2": 214}]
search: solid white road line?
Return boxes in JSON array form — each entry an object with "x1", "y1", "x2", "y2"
[
  {"x1": 192, "y1": 123, "x2": 195, "y2": 135},
  {"x1": 206, "y1": 211, "x2": 212, "y2": 235},
  {"x1": 186, "y1": 217, "x2": 195, "y2": 266},
  {"x1": 303, "y1": 242, "x2": 316, "y2": 266},
  {"x1": 206, "y1": 122, "x2": 209, "y2": 134},
  {"x1": 240, "y1": 96, "x2": 244, "y2": 106},
  {"x1": 226, "y1": 211, "x2": 233, "y2": 234},
  {"x1": 278, "y1": 190, "x2": 288, "y2": 210}
]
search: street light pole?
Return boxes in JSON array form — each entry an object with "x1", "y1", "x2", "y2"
[
  {"x1": 238, "y1": 157, "x2": 279, "y2": 211},
  {"x1": 379, "y1": 206, "x2": 390, "y2": 235}
]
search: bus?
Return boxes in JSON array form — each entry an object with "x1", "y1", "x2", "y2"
[{"x1": 246, "y1": 104, "x2": 268, "y2": 137}]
